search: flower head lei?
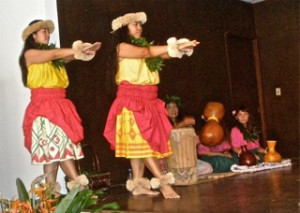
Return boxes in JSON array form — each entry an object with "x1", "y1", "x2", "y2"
[
  {"x1": 164, "y1": 95, "x2": 182, "y2": 108},
  {"x1": 111, "y1": 12, "x2": 147, "y2": 32},
  {"x1": 232, "y1": 110, "x2": 237, "y2": 116},
  {"x1": 36, "y1": 43, "x2": 65, "y2": 70}
]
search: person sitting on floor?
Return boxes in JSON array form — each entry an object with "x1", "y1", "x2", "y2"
[
  {"x1": 198, "y1": 139, "x2": 237, "y2": 173},
  {"x1": 231, "y1": 105, "x2": 265, "y2": 163},
  {"x1": 165, "y1": 95, "x2": 213, "y2": 175},
  {"x1": 197, "y1": 113, "x2": 237, "y2": 173}
]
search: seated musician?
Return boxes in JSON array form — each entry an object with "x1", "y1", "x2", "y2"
[{"x1": 164, "y1": 95, "x2": 213, "y2": 175}]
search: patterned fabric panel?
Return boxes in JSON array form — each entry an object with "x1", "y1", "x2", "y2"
[
  {"x1": 115, "y1": 108, "x2": 172, "y2": 158},
  {"x1": 31, "y1": 116, "x2": 84, "y2": 165}
]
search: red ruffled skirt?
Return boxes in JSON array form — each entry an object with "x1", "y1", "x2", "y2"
[
  {"x1": 23, "y1": 88, "x2": 84, "y2": 152},
  {"x1": 104, "y1": 82, "x2": 172, "y2": 156}
]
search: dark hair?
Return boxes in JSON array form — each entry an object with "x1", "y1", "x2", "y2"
[
  {"x1": 234, "y1": 105, "x2": 255, "y2": 133},
  {"x1": 29, "y1": 19, "x2": 42, "y2": 26},
  {"x1": 166, "y1": 101, "x2": 183, "y2": 126},
  {"x1": 164, "y1": 95, "x2": 182, "y2": 108},
  {"x1": 19, "y1": 20, "x2": 42, "y2": 86},
  {"x1": 19, "y1": 35, "x2": 36, "y2": 86},
  {"x1": 107, "y1": 26, "x2": 132, "y2": 76}
]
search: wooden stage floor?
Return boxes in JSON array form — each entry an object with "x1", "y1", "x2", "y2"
[{"x1": 97, "y1": 158, "x2": 299, "y2": 213}]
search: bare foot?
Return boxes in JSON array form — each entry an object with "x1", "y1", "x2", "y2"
[
  {"x1": 160, "y1": 185, "x2": 180, "y2": 199},
  {"x1": 132, "y1": 186, "x2": 160, "y2": 196}
]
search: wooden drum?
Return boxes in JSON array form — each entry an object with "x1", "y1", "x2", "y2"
[{"x1": 166, "y1": 127, "x2": 198, "y2": 185}]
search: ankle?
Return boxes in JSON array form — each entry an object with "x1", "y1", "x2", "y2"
[
  {"x1": 126, "y1": 177, "x2": 151, "y2": 192},
  {"x1": 150, "y1": 172, "x2": 175, "y2": 189},
  {"x1": 67, "y1": 174, "x2": 89, "y2": 191}
]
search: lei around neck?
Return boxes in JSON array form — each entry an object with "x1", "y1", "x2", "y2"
[
  {"x1": 131, "y1": 37, "x2": 164, "y2": 72},
  {"x1": 236, "y1": 122, "x2": 260, "y2": 142},
  {"x1": 36, "y1": 43, "x2": 65, "y2": 70}
]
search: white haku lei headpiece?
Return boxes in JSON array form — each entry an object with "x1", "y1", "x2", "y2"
[
  {"x1": 22, "y1": 20, "x2": 54, "y2": 41},
  {"x1": 111, "y1": 12, "x2": 147, "y2": 32}
]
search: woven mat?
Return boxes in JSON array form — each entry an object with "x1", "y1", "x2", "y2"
[
  {"x1": 230, "y1": 159, "x2": 292, "y2": 173},
  {"x1": 197, "y1": 172, "x2": 237, "y2": 184}
]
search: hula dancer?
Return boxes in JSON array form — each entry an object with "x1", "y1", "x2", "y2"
[{"x1": 104, "y1": 12, "x2": 199, "y2": 199}]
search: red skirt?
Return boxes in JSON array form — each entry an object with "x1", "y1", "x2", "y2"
[
  {"x1": 23, "y1": 88, "x2": 84, "y2": 152},
  {"x1": 103, "y1": 82, "x2": 172, "y2": 155}
]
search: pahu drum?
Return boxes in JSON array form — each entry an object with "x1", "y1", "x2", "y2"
[{"x1": 166, "y1": 127, "x2": 198, "y2": 185}]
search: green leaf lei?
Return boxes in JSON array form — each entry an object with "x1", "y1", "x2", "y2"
[
  {"x1": 131, "y1": 37, "x2": 164, "y2": 72},
  {"x1": 36, "y1": 43, "x2": 65, "y2": 70},
  {"x1": 164, "y1": 95, "x2": 182, "y2": 107},
  {"x1": 236, "y1": 122, "x2": 260, "y2": 142}
]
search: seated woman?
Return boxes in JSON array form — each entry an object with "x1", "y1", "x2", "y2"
[
  {"x1": 231, "y1": 105, "x2": 265, "y2": 163},
  {"x1": 198, "y1": 139, "x2": 237, "y2": 173},
  {"x1": 165, "y1": 95, "x2": 213, "y2": 175}
]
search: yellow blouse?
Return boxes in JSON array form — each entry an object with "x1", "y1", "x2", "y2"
[
  {"x1": 115, "y1": 58, "x2": 160, "y2": 85},
  {"x1": 27, "y1": 62, "x2": 69, "y2": 89}
]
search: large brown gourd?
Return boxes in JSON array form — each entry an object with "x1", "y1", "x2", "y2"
[{"x1": 199, "y1": 102, "x2": 225, "y2": 147}]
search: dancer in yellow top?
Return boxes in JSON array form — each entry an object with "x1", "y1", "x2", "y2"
[
  {"x1": 104, "y1": 12, "x2": 199, "y2": 199},
  {"x1": 19, "y1": 19, "x2": 101, "y2": 191}
]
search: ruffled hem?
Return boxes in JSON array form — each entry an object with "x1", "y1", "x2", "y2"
[
  {"x1": 23, "y1": 88, "x2": 84, "y2": 152},
  {"x1": 104, "y1": 82, "x2": 172, "y2": 154}
]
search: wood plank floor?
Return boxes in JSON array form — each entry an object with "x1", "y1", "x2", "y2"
[{"x1": 98, "y1": 158, "x2": 299, "y2": 213}]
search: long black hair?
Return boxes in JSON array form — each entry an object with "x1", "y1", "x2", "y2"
[
  {"x1": 165, "y1": 101, "x2": 183, "y2": 127},
  {"x1": 234, "y1": 105, "x2": 255, "y2": 133},
  {"x1": 107, "y1": 25, "x2": 132, "y2": 76},
  {"x1": 19, "y1": 20, "x2": 42, "y2": 87}
]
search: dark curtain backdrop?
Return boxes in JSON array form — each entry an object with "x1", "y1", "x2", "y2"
[{"x1": 57, "y1": 0, "x2": 299, "y2": 183}]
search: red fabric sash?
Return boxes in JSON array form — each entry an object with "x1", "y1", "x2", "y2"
[
  {"x1": 104, "y1": 82, "x2": 172, "y2": 154},
  {"x1": 23, "y1": 88, "x2": 84, "y2": 152}
]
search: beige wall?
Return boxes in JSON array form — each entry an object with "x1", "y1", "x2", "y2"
[{"x1": 0, "y1": 0, "x2": 64, "y2": 198}]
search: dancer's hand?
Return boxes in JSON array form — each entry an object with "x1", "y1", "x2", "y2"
[
  {"x1": 82, "y1": 42, "x2": 102, "y2": 54},
  {"x1": 178, "y1": 40, "x2": 200, "y2": 51},
  {"x1": 73, "y1": 40, "x2": 101, "y2": 61}
]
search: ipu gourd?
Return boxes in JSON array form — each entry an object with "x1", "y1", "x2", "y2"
[{"x1": 199, "y1": 102, "x2": 225, "y2": 147}]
